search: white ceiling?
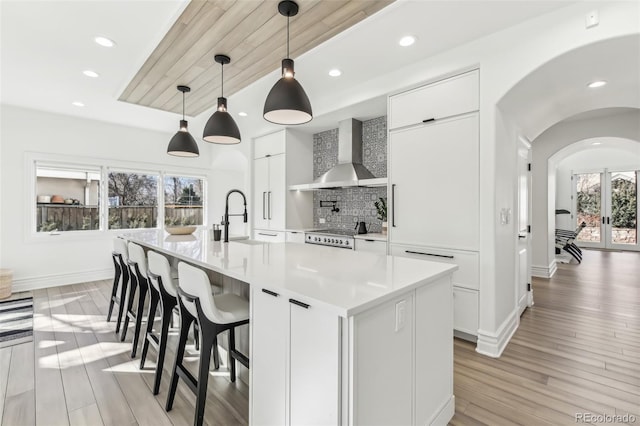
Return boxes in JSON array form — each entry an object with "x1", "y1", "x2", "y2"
[
  {"x1": 499, "y1": 35, "x2": 640, "y2": 141},
  {"x1": 1, "y1": 0, "x2": 578, "y2": 138}
]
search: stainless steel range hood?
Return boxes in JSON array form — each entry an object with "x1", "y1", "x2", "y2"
[{"x1": 289, "y1": 118, "x2": 387, "y2": 191}]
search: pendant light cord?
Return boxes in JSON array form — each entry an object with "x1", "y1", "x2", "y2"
[
  {"x1": 287, "y1": 14, "x2": 290, "y2": 58},
  {"x1": 221, "y1": 62, "x2": 224, "y2": 97},
  {"x1": 182, "y1": 91, "x2": 185, "y2": 120}
]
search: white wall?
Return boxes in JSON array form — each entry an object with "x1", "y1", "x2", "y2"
[
  {"x1": 0, "y1": 104, "x2": 219, "y2": 290},
  {"x1": 555, "y1": 144, "x2": 640, "y2": 231},
  {"x1": 531, "y1": 110, "x2": 640, "y2": 277},
  {"x1": 198, "y1": 1, "x2": 639, "y2": 356}
]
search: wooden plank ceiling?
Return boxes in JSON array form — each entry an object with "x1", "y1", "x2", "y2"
[{"x1": 119, "y1": 0, "x2": 395, "y2": 116}]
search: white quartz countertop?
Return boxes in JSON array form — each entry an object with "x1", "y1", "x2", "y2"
[
  {"x1": 353, "y1": 233, "x2": 387, "y2": 241},
  {"x1": 122, "y1": 230, "x2": 457, "y2": 317}
]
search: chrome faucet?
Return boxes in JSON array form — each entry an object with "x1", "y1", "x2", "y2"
[{"x1": 224, "y1": 189, "x2": 248, "y2": 243}]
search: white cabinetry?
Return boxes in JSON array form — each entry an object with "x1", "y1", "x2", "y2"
[
  {"x1": 353, "y1": 238, "x2": 387, "y2": 254},
  {"x1": 389, "y1": 69, "x2": 480, "y2": 338},
  {"x1": 250, "y1": 287, "x2": 340, "y2": 426},
  {"x1": 251, "y1": 276, "x2": 454, "y2": 425},
  {"x1": 285, "y1": 231, "x2": 305, "y2": 244},
  {"x1": 253, "y1": 130, "x2": 313, "y2": 237},
  {"x1": 254, "y1": 230, "x2": 285, "y2": 243}
]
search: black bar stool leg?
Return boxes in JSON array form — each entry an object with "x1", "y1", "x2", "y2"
[
  {"x1": 193, "y1": 322, "x2": 200, "y2": 351},
  {"x1": 153, "y1": 298, "x2": 175, "y2": 395},
  {"x1": 195, "y1": 331, "x2": 215, "y2": 426},
  {"x1": 114, "y1": 262, "x2": 129, "y2": 334},
  {"x1": 228, "y1": 328, "x2": 237, "y2": 382},
  {"x1": 166, "y1": 309, "x2": 194, "y2": 411},
  {"x1": 212, "y1": 336, "x2": 220, "y2": 370},
  {"x1": 131, "y1": 282, "x2": 148, "y2": 358},
  {"x1": 120, "y1": 271, "x2": 138, "y2": 342},
  {"x1": 107, "y1": 254, "x2": 121, "y2": 322},
  {"x1": 140, "y1": 287, "x2": 159, "y2": 369}
]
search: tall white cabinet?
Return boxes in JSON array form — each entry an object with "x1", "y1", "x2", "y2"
[
  {"x1": 388, "y1": 69, "x2": 481, "y2": 339},
  {"x1": 252, "y1": 129, "x2": 313, "y2": 241}
]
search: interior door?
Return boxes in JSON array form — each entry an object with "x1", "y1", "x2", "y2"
[
  {"x1": 574, "y1": 172, "x2": 605, "y2": 248},
  {"x1": 516, "y1": 138, "x2": 532, "y2": 315},
  {"x1": 253, "y1": 157, "x2": 270, "y2": 230},
  {"x1": 605, "y1": 170, "x2": 639, "y2": 251}
]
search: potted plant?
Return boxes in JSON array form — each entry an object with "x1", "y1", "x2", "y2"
[{"x1": 374, "y1": 197, "x2": 388, "y2": 235}]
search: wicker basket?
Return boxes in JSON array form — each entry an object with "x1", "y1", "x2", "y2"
[{"x1": 0, "y1": 269, "x2": 12, "y2": 299}]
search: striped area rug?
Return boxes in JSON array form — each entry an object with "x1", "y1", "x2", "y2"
[{"x1": 0, "y1": 297, "x2": 34, "y2": 349}]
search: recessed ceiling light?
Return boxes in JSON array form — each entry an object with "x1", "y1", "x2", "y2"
[
  {"x1": 72, "y1": 101, "x2": 85, "y2": 107},
  {"x1": 328, "y1": 69, "x2": 342, "y2": 77},
  {"x1": 94, "y1": 36, "x2": 116, "y2": 48},
  {"x1": 588, "y1": 80, "x2": 607, "y2": 88},
  {"x1": 83, "y1": 70, "x2": 99, "y2": 78},
  {"x1": 238, "y1": 112, "x2": 248, "y2": 117},
  {"x1": 399, "y1": 35, "x2": 416, "y2": 47},
  {"x1": 592, "y1": 142, "x2": 602, "y2": 145}
]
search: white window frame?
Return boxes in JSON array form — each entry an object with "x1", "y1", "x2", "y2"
[
  {"x1": 25, "y1": 152, "x2": 209, "y2": 242},
  {"x1": 162, "y1": 173, "x2": 207, "y2": 227}
]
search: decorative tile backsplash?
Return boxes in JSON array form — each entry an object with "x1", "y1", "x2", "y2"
[{"x1": 313, "y1": 116, "x2": 388, "y2": 232}]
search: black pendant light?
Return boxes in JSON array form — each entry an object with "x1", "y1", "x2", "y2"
[
  {"x1": 203, "y1": 54, "x2": 241, "y2": 144},
  {"x1": 263, "y1": 0, "x2": 312, "y2": 125},
  {"x1": 167, "y1": 85, "x2": 199, "y2": 157}
]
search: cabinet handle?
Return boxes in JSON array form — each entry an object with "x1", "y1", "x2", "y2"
[
  {"x1": 290, "y1": 231, "x2": 299, "y2": 234},
  {"x1": 602, "y1": 216, "x2": 605, "y2": 224},
  {"x1": 289, "y1": 299, "x2": 309, "y2": 309},
  {"x1": 405, "y1": 250, "x2": 454, "y2": 259},
  {"x1": 606, "y1": 217, "x2": 610, "y2": 225},
  {"x1": 262, "y1": 288, "x2": 279, "y2": 297},
  {"x1": 262, "y1": 192, "x2": 267, "y2": 220},
  {"x1": 364, "y1": 239, "x2": 375, "y2": 242},
  {"x1": 258, "y1": 232, "x2": 278, "y2": 237},
  {"x1": 518, "y1": 235, "x2": 526, "y2": 239},
  {"x1": 422, "y1": 118, "x2": 436, "y2": 123},
  {"x1": 391, "y1": 184, "x2": 396, "y2": 227},
  {"x1": 268, "y1": 191, "x2": 272, "y2": 220}
]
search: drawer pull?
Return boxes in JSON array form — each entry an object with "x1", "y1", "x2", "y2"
[
  {"x1": 290, "y1": 231, "x2": 299, "y2": 234},
  {"x1": 405, "y1": 250, "x2": 454, "y2": 259},
  {"x1": 262, "y1": 289, "x2": 279, "y2": 297},
  {"x1": 422, "y1": 118, "x2": 436, "y2": 123},
  {"x1": 364, "y1": 239, "x2": 375, "y2": 242},
  {"x1": 289, "y1": 299, "x2": 309, "y2": 309},
  {"x1": 258, "y1": 233, "x2": 278, "y2": 237}
]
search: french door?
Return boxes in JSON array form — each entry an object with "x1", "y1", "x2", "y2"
[{"x1": 574, "y1": 169, "x2": 639, "y2": 251}]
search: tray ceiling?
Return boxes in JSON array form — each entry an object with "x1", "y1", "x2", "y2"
[{"x1": 119, "y1": 0, "x2": 394, "y2": 116}]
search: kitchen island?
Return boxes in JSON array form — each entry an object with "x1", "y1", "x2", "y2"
[{"x1": 123, "y1": 229, "x2": 457, "y2": 426}]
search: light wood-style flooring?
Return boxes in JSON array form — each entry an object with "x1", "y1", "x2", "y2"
[
  {"x1": 451, "y1": 249, "x2": 640, "y2": 425},
  {"x1": 0, "y1": 249, "x2": 638, "y2": 425}
]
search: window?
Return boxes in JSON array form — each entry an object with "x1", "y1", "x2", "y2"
[
  {"x1": 36, "y1": 164, "x2": 101, "y2": 232},
  {"x1": 164, "y1": 176, "x2": 204, "y2": 226},
  {"x1": 108, "y1": 171, "x2": 158, "y2": 229}
]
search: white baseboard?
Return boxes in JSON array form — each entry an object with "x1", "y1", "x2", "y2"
[
  {"x1": 531, "y1": 259, "x2": 557, "y2": 278},
  {"x1": 429, "y1": 395, "x2": 455, "y2": 426},
  {"x1": 11, "y1": 269, "x2": 112, "y2": 293},
  {"x1": 476, "y1": 308, "x2": 519, "y2": 358}
]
